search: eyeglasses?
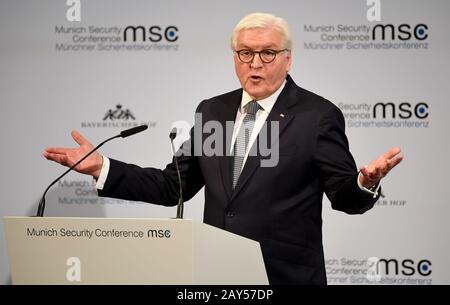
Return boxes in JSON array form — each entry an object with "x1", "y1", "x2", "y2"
[{"x1": 234, "y1": 48, "x2": 288, "y2": 63}]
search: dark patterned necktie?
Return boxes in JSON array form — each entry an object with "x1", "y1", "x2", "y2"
[{"x1": 232, "y1": 101, "x2": 260, "y2": 189}]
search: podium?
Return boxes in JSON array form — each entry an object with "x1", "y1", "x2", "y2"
[{"x1": 4, "y1": 216, "x2": 268, "y2": 284}]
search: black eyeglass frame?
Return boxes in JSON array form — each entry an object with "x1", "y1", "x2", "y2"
[{"x1": 234, "y1": 48, "x2": 289, "y2": 63}]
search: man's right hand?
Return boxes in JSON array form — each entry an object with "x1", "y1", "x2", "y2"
[{"x1": 43, "y1": 130, "x2": 103, "y2": 179}]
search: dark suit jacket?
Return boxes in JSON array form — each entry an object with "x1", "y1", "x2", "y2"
[{"x1": 98, "y1": 75, "x2": 379, "y2": 285}]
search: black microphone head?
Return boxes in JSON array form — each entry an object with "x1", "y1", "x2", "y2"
[
  {"x1": 169, "y1": 127, "x2": 177, "y2": 140},
  {"x1": 120, "y1": 125, "x2": 148, "y2": 138}
]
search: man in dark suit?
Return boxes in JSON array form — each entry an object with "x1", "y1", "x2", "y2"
[{"x1": 44, "y1": 13, "x2": 403, "y2": 284}]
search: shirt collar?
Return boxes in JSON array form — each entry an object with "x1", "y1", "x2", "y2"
[{"x1": 240, "y1": 80, "x2": 287, "y2": 114}]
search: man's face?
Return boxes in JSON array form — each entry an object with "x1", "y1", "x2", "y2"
[{"x1": 234, "y1": 27, "x2": 292, "y2": 100}]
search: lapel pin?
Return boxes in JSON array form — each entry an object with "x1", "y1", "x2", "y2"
[{"x1": 280, "y1": 113, "x2": 285, "y2": 118}]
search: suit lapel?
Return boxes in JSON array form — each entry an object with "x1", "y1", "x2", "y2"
[{"x1": 217, "y1": 90, "x2": 242, "y2": 200}]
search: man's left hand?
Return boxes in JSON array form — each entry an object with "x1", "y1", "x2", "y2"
[{"x1": 359, "y1": 146, "x2": 404, "y2": 188}]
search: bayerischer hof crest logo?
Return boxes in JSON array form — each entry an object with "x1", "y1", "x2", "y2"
[
  {"x1": 103, "y1": 104, "x2": 135, "y2": 120},
  {"x1": 81, "y1": 104, "x2": 156, "y2": 129}
]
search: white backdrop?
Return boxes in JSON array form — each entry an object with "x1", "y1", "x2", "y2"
[{"x1": 1, "y1": 0, "x2": 449, "y2": 284}]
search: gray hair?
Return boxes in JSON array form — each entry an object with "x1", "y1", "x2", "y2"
[{"x1": 231, "y1": 12, "x2": 292, "y2": 50}]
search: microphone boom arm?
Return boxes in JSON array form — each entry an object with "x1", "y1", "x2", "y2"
[
  {"x1": 169, "y1": 128, "x2": 184, "y2": 219},
  {"x1": 36, "y1": 134, "x2": 120, "y2": 217},
  {"x1": 171, "y1": 139, "x2": 184, "y2": 219},
  {"x1": 37, "y1": 124, "x2": 148, "y2": 217}
]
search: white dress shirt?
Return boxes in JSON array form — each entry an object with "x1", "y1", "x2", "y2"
[{"x1": 230, "y1": 81, "x2": 285, "y2": 171}]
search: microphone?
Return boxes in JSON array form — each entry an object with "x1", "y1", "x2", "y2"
[
  {"x1": 36, "y1": 125, "x2": 148, "y2": 217},
  {"x1": 121, "y1": 125, "x2": 148, "y2": 138},
  {"x1": 169, "y1": 127, "x2": 184, "y2": 219}
]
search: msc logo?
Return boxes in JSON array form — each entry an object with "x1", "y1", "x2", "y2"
[
  {"x1": 376, "y1": 258, "x2": 432, "y2": 276},
  {"x1": 372, "y1": 24, "x2": 428, "y2": 40},
  {"x1": 123, "y1": 25, "x2": 178, "y2": 42},
  {"x1": 373, "y1": 102, "x2": 429, "y2": 119}
]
